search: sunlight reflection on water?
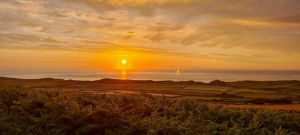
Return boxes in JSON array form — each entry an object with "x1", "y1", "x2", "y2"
[{"x1": 1, "y1": 70, "x2": 300, "y2": 83}]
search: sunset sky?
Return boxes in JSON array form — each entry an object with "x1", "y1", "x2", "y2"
[{"x1": 1, "y1": 0, "x2": 300, "y2": 73}]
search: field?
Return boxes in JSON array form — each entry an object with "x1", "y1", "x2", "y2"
[
  {"x1": 1, "y1": 77, "x2": 300, "y2": 108},
  {"x1": 1, "y1": 77, "x2": 300, "y2": 134},
  {"x1": 1, "y1": 86, "x2": 300, "y2": 135}
]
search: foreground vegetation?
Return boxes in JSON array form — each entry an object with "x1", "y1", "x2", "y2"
[{"x1": 1, "y1": 87, "x2": 300, "y2": 135}]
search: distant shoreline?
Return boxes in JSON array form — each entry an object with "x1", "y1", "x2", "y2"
[
  {"x1": 2, "y1": 70, "x2": 300, "y2": 83},
  {"x1": 1, "y1": 76, "x2": 300, "y2": 84}
]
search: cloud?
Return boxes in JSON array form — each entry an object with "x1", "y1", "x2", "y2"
[
  {"x1": 67, "y1": 0, "x2": 300, "y2": 18},
  {"x1": 1, "y1": 0, "x2": 300, "y2": 67},
  {"x1": 0, "y1": 33, "x2": 65, "y2": 50},
  {"x1": 177, "y1": 20, "x2": 300, "y2": 52},
  {"x1": 211, "y1": 53, "x2": 268, "y2": 63},
  {"x1": 269, "y1": 14, "x2": 300, "y2": 24}
]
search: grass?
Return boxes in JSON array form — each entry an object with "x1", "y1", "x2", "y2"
[
  {"x1": 1, "y1": 86, "x2": 300, "y2": 135},
  {"x1": 235, "y1": 92, "x2": 289, "y2": 99},
  {"x1": 1, "y1": 77, "x2": 300, "y2": 105}
]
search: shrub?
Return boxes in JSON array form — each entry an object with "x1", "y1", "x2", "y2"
[{"x1": 0, "y1": 87, "x2": 300, "y2": 135}]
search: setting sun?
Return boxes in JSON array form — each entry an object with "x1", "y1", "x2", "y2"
[{"x1": 121, "y1": 59, "x2": 127, "y2": 65}]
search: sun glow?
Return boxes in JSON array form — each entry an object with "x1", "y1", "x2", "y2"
[
  {"x1": 121, "y1": 58, "x2": 127, "y2": 65},
  {"x1": 89, "y1": 49, "x2": 210, "y2": 73},
  {"x1": 120, "y1": 57, "x2": 128, "y2": 79},
  {"x1": 120, "y1": 70, "x2": 127, "y2": 80}
]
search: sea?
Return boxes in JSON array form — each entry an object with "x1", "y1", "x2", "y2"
[{"x1": 1, "y1": 70, "x2": 300, "y2": 83}]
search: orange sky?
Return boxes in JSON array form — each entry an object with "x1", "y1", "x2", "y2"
[{"x1": 1, "y1": 0, "x2": 300, "y2": 73}]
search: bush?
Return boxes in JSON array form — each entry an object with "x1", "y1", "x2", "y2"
[{"x1": 0, "y1": 87, "x2": 300, "y2": 135}]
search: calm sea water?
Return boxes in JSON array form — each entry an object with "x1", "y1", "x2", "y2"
[{"x1": 1, "y1": 70, "x2": 300, "y2": 83}]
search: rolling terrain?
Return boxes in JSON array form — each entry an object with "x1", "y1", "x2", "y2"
[
  {"x1": 1, "y1": 77, "x2": 300, "y2": 134},
  {"x1": 1, "y1": 77, "x2": 300, "y2": 106}
]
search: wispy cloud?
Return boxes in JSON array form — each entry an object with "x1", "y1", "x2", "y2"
[{"x1": 1, "y1": 0, "x2": 300, "y2": 67}]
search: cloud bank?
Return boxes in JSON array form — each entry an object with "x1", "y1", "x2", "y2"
[{"x1": 1, "y1": 0, "x2": 300, "y2": 67}]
